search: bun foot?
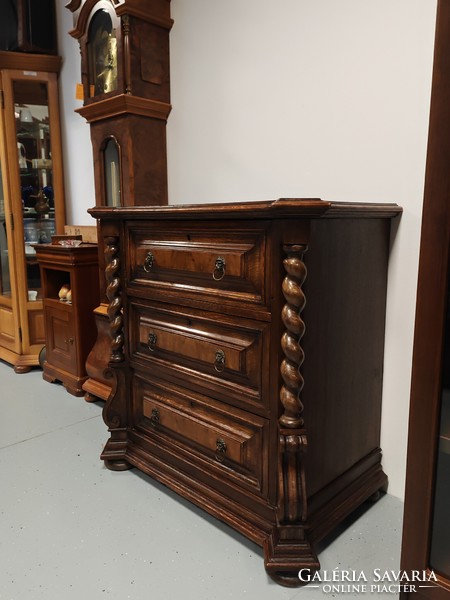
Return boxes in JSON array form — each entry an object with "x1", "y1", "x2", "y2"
[
  {"x1": 103, "y1": 458, "x2": 133, "y2": 471},
  {"x1": 84, "y1": 392, "x2": 100, "y2": 403},
  {"x1": 14, "y1": 365, "x2": 32, "y2": 374},
  {"x1": 264, "y1": 532, "x2": 319, "y2": 588}
]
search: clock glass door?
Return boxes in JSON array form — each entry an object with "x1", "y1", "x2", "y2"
[
  {"x1": 87, "y1": 9, "x2": 118, "y2": 98},
  {"x1": 103, "y1": 137, "x2": 121, "y2": 206}
]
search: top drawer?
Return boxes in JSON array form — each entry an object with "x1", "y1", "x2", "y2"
[{"x1": 126, "y1": 223, "x2": 267, "y2": 307}]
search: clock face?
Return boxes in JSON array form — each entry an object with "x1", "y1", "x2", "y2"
[{"x1": 87, "y1": 9, "x2": 118, "y2": 97}]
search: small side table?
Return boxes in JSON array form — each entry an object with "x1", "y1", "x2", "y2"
[{"x1": 35, "y1": 242, "x2": 99, "y2": 396}]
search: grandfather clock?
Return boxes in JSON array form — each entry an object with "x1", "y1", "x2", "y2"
[
  {"x1": 66, "y1": 0, "x2": 172, "y2": 401},
  {"x1": 67, "y1": 0, "x2": 172, "y2": 207}
]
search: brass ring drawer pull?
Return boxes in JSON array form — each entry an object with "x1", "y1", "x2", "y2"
[
  {"x1": 215, "y1": 438, "x2": 227, "y2": 462},
  {"x1": 143, "y1": 251, "x2": 154, "y2": 272},
  {"x1": 212, "y1": 256, "x2": 226, "y2": 281},
  {"x1": 150, "y1": 408, "x2": 160, "y2": 428},
  {"x1": 214, "y1": 349, "x2": 226, "y2": 372},
  {"x1": 147, "y1": 332, "x2": 157, "y2": 352}
]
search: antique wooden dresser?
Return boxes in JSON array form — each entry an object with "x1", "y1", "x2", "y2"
[{"x1": 90, "y1": 198, "x2": 401, "y2": 586}]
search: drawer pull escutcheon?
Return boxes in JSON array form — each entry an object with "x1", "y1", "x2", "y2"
[
  {"x1": 147, "y1": 332, "x2": 157, "y2": 351},
  {"x1": 214, "y1": 349, "x2": 226, "y2": 372},
  {"x1": 215, "y1": 438, "x2": 227, "y2": 462},
  {"x1": 150, "y1": 408, "x2": 160, "y2": 428},
  {"x1": 65, "y1": 337, "x2": 74, "y2": 345},
  {"x1": 212, "y1": 256, "x2": 226, "y2": 281},
  {"x1": 143, "y1": 251, "x2": 154, "y2": 272}
]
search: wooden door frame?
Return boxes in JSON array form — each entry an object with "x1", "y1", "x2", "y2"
[
  {"x1": 401, "y1": 0, "x2": 450, "y2": 596},
  {"x1": 0, "y1": 70, "x2": 22, "y2": 356}
]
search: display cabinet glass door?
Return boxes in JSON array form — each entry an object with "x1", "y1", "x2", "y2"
[
  {"x1": 0, "y1": 163, "x2": 10, "y2": 297},
  {"x1": 14, "y1": 79, "x2": 56, "y2": 297}
]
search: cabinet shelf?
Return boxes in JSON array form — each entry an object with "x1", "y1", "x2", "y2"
[
  {"x1": 21, "y1": 168, "x2": 52, "y2": 174},
  {"x1": 23, "y1": 210, "x2": 55, "y2": 216},
  {"x1": 44, "y1": 297, "x2": 72, "y2": 310}
]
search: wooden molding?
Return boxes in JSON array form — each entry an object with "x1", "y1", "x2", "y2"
[
  {"x1": 115, "y1": 6, "x2": 173, "y2": 30},
  {"x1": 89, "y1": 198, "x2": 403, "y2": 222},
  {"x1": 68, "y1": 0, "x2": 172, "y2": 38},
  {"x1": 0, "y1": 51, "x2": 62, "y2": 73},
  {"x1": 400, "y1": 1, "x2": 450, "y2": 593},
  {"x1": 76, "y1": 94, "x2": 172, "y2": 122},
  {"x1": 65, "y1": 0, "x2": 82, "y2": 11}
]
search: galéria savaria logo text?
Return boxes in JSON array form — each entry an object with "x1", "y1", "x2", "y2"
[{"x1": 298, "y1": 569, "x2": 438, "y2": 594}]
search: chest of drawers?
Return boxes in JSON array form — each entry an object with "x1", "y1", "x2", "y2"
[{"x1": 90, "y1": 198, "x2": 401, "y2": 586}]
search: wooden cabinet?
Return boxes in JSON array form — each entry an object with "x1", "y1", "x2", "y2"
[
  {"x1": 35, "y1": 243, "x2": 99, "y2": 396},
  {"x1": 400, "y1": 1, "x2": 450, "y2": 597},
  {"x1": 91, "y1": 198, "x2": 401, "y2": 586},
  {"x1": 0, "y1": 52, "x2": 66, "y2": 372}
]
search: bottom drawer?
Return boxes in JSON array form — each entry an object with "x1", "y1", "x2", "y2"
[{"x1": 133, "y1": 373, "x2": 270, "y2": 497}]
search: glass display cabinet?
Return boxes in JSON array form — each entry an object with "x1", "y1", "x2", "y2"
[{"x1": 0, "y1": 52, "x2": 65, "y2": 372}]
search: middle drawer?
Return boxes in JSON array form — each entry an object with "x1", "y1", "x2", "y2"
[{"x1": 129, "y1": 300, "x2": 270, "y2": 414}]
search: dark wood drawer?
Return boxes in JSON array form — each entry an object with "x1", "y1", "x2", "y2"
[
  {"x1": 133, "y1": 374, "x2": 270, "y2": 497},
  {"x1": 126, "y1": 223, "x2": 267, "y2": 307},
  {"x1": 129, "y1": 301, "x2": 270, "y2": 413}
]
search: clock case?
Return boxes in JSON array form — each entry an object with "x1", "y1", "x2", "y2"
[
  {"x1": 67, "y1": 0, "x2": 172, "y2": 207},
  {"x1": 67, "y1": 0, "x2": 172, "y2": 403}
]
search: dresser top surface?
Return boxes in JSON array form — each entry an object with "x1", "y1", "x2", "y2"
[{"x1": 89, "y1": 198, "x2": 402, "y2": 221}]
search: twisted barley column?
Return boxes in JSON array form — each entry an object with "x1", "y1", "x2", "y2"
[
  {"x1": 105, "y1": 236, "x2": 124, "y2": 363},
  {"x1": 279, "y1": 244, "x2": 308, "y2": 428}
]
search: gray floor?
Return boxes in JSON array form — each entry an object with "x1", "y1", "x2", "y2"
[{"x1": 0, "y1": 360, "x2": 403, "y2": 600}]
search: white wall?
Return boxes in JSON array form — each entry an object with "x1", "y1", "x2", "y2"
[
  {"x1": 55, "y1": 0, "x2": 95, "y2": 225},
  {"x1": 57, "y1": 0, "x2": 438, "y2": 500}
]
